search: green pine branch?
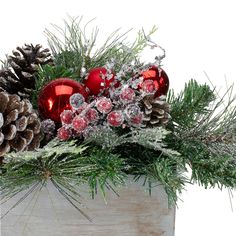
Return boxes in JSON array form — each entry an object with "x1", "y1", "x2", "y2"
[
  {"x1": 1, "y1": 139, "x2": 126, "y2": 218},
  {"x1": 44, "y1": 16, "x2": 157, "y2": 77},
  {"x1": 168, "y1": 79, "x2": 236, "y2": 190},
  {"x1": 168, "y1": 79, "x2": 216, "y2": 129}
]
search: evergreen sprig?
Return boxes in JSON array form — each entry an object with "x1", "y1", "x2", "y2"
[
  {"x1": 144, "y1": 157, "x2": 187, "y2": 205},
  {"x1": 167, "y1": 79, "x2": 236, "y2": 190},
  {"x1": 1, "y1": 139, "x2": 125, "y2": 219},
  {"x1": 168, "y1": 79, "x2": 216, "y2": 129},
  {"x1": 87, "y1": 127, "x2": 180, "y2": 158},
  {"x1": 45, "y1": 16, "x2": 156, "y2": 78}
]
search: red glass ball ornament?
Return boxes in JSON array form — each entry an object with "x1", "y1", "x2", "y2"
[
  {"x1": 141, "y1": 66, "x2": 169, "y2": 97},
  {"x1": 84, "y1": 67, "x2": 117, "y2": 96},
  {"x1": 38, "y1": 78, "x2": 89, "y2": 122}
]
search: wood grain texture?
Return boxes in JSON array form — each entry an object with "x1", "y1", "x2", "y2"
[{"x1": 1, "y1": 177, "x2": 175, "y2": 236}]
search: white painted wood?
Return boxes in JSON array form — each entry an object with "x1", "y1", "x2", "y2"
[{"x1": 1, "y1": 177, "x2": 175, "y2": 236}]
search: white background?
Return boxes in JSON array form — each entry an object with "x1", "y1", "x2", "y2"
[{"x1": 1, "y1": 0, "x2": 236, "y2": 235}]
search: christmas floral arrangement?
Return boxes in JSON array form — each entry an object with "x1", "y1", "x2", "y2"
[{"x1": 1, "y1": 17, "x2": 236, "y2": 219}]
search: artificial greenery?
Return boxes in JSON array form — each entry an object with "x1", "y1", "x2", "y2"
[
  {"x1": 1, "y1": 16, "x2": 236, "y2": 219},
  {"x1": 1, "y1": 140, "x2": 125, "y2": 220},
  {"x1": 167, "y1": 80, "x2": 236, "y2": 189},
  {"x1": 45, "y1": 16, "x2": 155, "y2": 78}
]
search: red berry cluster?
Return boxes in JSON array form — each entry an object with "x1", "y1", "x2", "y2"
[
  {"x1": 55, "y1": 65, "x2": 169, "y2": 141},
  {"x1": 57, "y1": 88, "x2": 143, "y2": 140}
]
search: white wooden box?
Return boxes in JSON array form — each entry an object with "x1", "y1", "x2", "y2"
[{"x1": 1, "y1": 177, "x2": 175, "y2": 236}]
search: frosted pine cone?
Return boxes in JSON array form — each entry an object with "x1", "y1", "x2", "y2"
[
  {"x1": 140, "y1": 95, "x2": 170, "y2": 127},
  {"x1": 0, "y1": 44, "x2": 53, "y2": 99},
  {"x1": 0, "y1": 91, "x2": 42, "y2": 157}
]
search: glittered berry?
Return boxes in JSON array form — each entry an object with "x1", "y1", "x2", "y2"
[
  {"x1": 120, "y1": 88, "x2": 135, "y2": 103},
  {"x1": 57, "y1": 126, "x2": 72, "y2": 141},
  {"x1": 41, "y1": 119, "x2": 56, "y2": 135},
  {"x1": 124, "y1": 104, "x2": 141, "y2": 119},
  {"x1": 107, "y1": 110, "x2": 124, "y2": 127},
  {"x1": 70, "y1": 93, "x2": 85, "y2": 109},
  {"x1": 141, "y1": 79, "x2": 157, "y2": 94},
  {"x1": 130, "y1": 113, "x2": 143, "y2": 126},
  {"x1": 72, "y1": 116, "x2": 88, "y2": 132},
  {"x1": 85, "y1": 108, "x2": 99, "y2": 123},
  {"x1": 60, "y1": 110, "x2": 74, "y2": 124},
  {"x1": 96, "y1": 97, "x2": 113, "y2": 114}
]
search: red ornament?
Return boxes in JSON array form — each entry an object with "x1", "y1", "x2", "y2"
[
  {"x1": 84, "y1": 67, "x2": 117, "y2": 96},
  {"x1": 38, "y1": 78, "x2": 89, "y2": 122},
  {"x1": 141, "y1": 66, "x2": 169, "y2": 97}
]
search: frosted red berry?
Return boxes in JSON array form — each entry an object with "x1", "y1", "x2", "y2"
[
  {"x1": 60, "y1": 110, "x2": 74, "y2": 124},
  {"x1": 96, "y1": 97, "x2": 113, "y2": 114},
  {"x1": 85, "y1": 108, "x2": 99, "y2": 123},
  {"x1": 141, "y1": 79, "x2": 157, "y2": 94},
  {"x1": 57, "y1": 126, "x2": 72, "y2": 141},
  {"x1": 107, "y1": 110, "x2": 124, "y2": 127},
  {"x1": 130, "y1": 113, "x2": 143, "y2": 126},
  {"x1": 120, "y1": 88, "x2": 135, "y2": 103},
  {"x1": 72, "y1": 116, "x2": 88, "y2": 132}
]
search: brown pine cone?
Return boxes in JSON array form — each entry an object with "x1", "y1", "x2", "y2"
[
  {"x1": 0, "y1": 91, "x2": 42, "y2": 157},
  {"x1": 140, "y1": 95, "x2": 171, "y2": 127},
  {"x1": 0, "y1": 44, "x2": 53, "y2": 99}
]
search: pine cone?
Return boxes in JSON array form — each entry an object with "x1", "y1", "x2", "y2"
[
  {"x1": 140, "y1": 95, "x2": 170, "y2": 127},
  {"x1": 0, "y1": 91, "x2": 42, "y2": 157},
  {"x1": 0, "y1": 44, "x2": 53, "y2": 99}
]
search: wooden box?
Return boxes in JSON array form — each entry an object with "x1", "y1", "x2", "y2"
[{"x1": 1, "y1": 177, "x2": 175, "y2": 236}]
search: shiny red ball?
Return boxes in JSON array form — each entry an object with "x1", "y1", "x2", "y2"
[
  {"x1": 84, "y1": 67, "x2": 117, "y2": 96},
  {"x1": 142, "y1": 66, "x2": 169, "y2": 97},
  {"x1": 38, "y1": 78, "x2": 89, "y2": 122}
]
